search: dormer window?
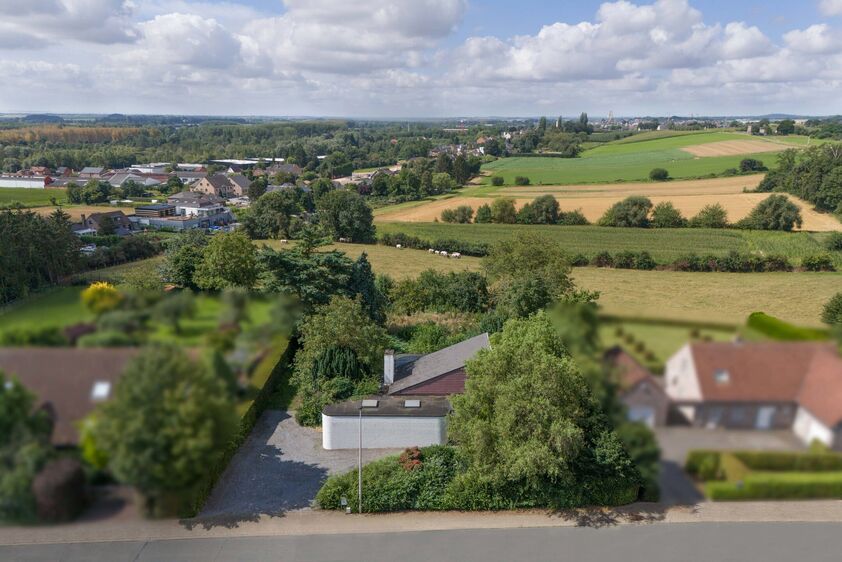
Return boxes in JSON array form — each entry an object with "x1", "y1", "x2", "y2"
[{"x1": 714, "y1": 369, "x2": 730, "y2": 384}]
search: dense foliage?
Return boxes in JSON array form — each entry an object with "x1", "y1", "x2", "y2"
[{"x1": 759, "y1": 144, "x2": 842, "y2": 213}]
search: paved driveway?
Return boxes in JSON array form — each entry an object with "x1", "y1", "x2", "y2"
[
  {"x1": 655, "y1": 427, "x2": 805, "y2": 506},
  {"x1": 199, "y1": 411, "x2": 400, "y2": 522}
]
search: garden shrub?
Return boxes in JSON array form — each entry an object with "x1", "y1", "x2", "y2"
[
  {"x1": 613, "y1": 251, "x2": 637, "y2": 269},
  {"x1": 635, "y1": 251, "x2": 657, "y2": 270},
  {"x1": 490, "y1": 176, "x2": 504, "y2": 186},
  {"x1": 591, "y1": 251, "x2": 614, "y2": 268},
  {"x1": 649, "y1": 168, "x2": 670, "y2": 181},
  {"x1": 802, "y1": 254, "x2": 836, "y2": 272},
  {"x1": 826, "y1": 232, "x2": 842, "y2": 252},
  {"x1": 514, "y1": 176, "x2": 530, "y2": 186},
  {"x1": 746, "y1": 312, "x2": 828, "y2": 341},
  {"x1": 685, "y1": 450, "x2": 722, "y2": 481},
  {"x1": 571, "y1": 254, "x2": 590, "y2": 267},
  {"x1": 0, "y1": 327, "x2": 67, "y2": 347},
  {"x1": 557, "y1": 209, "x2": 589, "y2": 225},
  {"x1": 76, "y1": 330, "x2": 137, "y2": 347}
]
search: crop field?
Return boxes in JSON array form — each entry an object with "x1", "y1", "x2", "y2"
[
  {"x1": 573, "y1": 268, "x2": 842, "y2": 327},
  {"x1": 378, "y1": 174, "x2": 839, "y2": 231},
  {"x1": 30, "y1": 204, "x2": 125, "y2": 221},
  {"x1": 0, "y1": 187, "x2": 67, "y2": 207},
  {"x1": 479, "y1": 131, "x2": 790, "y2": 186},
  {"x1": 375, "y1": 222, "x2": 840, "y2": 266}
]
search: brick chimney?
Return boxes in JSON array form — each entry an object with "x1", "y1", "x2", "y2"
[{"x1": 383, "y1": 350, "x2": 395, "y2": 386}]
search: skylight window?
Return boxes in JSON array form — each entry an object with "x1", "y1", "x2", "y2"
[
  {"x1": 361, "y1": 399, "x2": 379, "y2": 408},
  {"x1": 404, "y1": 400, "x2": 421, "y2": 408},
  {"x1": 714, "y1": 369, "x2": 730, "y2": 384},
  {"x1": 91, "y1": 381, "x2": 111, "y2": 401}
]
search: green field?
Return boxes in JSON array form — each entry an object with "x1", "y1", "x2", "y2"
[
  {"x1": 0, "y1": 187, "x2": 67, "y2": 207},
  {"x1": 479, "y1": 131, "x2": 786, "y2": 186},
  {"x1": 376, "y1": 222, "x2": 838, "y2": 266},
  {"x1": 574, "y1": 268, "x2": 841, "y2": 327}
]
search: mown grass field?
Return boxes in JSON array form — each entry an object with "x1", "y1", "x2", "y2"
[
  {"x1": 479, "y1": 131, "x2": 791, "y2": 186},
  {"x1": 574, "y1": 268, "x2": 841, "y2": 327},
  {"x1": 0, "y1": 187, "x2": 67, "y2": 207},
  {"x1": 375, "y1": 222, "x2": 839, "y2": 266}
]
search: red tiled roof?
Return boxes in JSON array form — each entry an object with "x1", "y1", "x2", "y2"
[
  {"x1": 604, "y1": 346, "x2": 665, "y2": 395},
  {"x1": 0, "y1": 348, "x2": 140, "y2": 445},
  {"x1": 797, "y1": 348, "x2": 842, "y2": 428},
  {"x1": 689, "y1": 341, "x2": 839, "y2": 403}
]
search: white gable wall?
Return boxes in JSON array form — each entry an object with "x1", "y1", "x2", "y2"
[
  {"x1": 793, "y1": 407, "x2": 834, "y2": 447},
  {"x1": 664, "y1": 344, "x2": 702, "y2": 402}
]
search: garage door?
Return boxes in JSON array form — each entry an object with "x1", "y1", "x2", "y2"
[{"x1": 628, "y1": 406, "x2": 656, "y2": 428}]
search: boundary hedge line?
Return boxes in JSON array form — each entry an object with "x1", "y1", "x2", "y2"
[{"x1": 188, "y1": 337, "x2": 299, "y2": 516}]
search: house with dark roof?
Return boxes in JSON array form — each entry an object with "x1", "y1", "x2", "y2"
[
  {"x1": 76, "y1": 210, "x2": 133, "y2": 235},
  {"x1": 0, "y1": 348, "x2": 140, "y2": 445},
  {"x1": 78, "y1": 166, "x2": 105, "y2": 178},
  {"x1": 191, "y1": 173, "x2": 249, "y2": 198},
  {"x1": 665, "y1": 341, "x2": 842, "y2": 448},
  {"x1": 321, "y1": 333, "x2": 490, "y2": 450}
]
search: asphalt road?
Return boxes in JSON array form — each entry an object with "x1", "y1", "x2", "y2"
[{"x1": 3, "y1": 523, "x2": 842, "y2": 562}]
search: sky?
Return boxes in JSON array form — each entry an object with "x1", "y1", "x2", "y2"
[{"x1": 1, "y1": 0, "x2": 842, "y2": 117}]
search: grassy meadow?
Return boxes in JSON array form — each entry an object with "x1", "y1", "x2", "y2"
[{"x1": 0, "y1": 187, "x2": 67, "y2": 207}]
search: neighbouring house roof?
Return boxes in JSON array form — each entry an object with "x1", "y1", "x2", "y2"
[
  {"x1": 0, "y1": 347, "x2": 141, "y2": 445},
  {"x1": 168, "y1": 191, "x2": 224, "y2": 206},
  {"x1": 687, "y1": 341, "x2": 836, "y2": 403},
  {"x1": 323, "y1": 395, "x2": 452, "y2": 417},
  {"x1": 79, "y1": 167, "x2": 104, "y2": 175},
  {"x1": 387, "y1": 332, "x2": 490, "y2": 395},
  {"x1": 228, "y1": 174, "x2": 250, "y2": 190},
  {"x1": 604, "y1": 346, "x2": 665, "y2": 394},
  {"x1": 205, "y1": 174, "x2": 233, "y2": 192}
]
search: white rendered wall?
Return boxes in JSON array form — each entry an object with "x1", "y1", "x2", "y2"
[
  {"x1": 664, "y1": 344, "x2": 702, "y2": 402},
  {"x1": 322, "y1": 415, "x2": 447, "y2": 450},
  {"x1": 793, "y1": 407, "x2": 833, "y2": 447}
]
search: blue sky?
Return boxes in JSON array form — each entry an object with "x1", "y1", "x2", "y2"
[{"x1": 1, "y1": 0, "x2": 841, "y2": 117}]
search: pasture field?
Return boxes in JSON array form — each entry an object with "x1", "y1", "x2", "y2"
[
  {"x1": 0, "y1": 187, "x2": 67, "y2": 207},
  {"x1": 574, "y1": 268, "x2": 841, "y2": 327},
  {"x1": 378, "y1": 175, "x2": 840, "y2": 231},
  {"x1": 32, "y1": 204, "x2": 124, "y2": 221},
  {"x1": 258, "y1": 240, "x2": 482, "y2": 279},
  {"x1": 374, "y1": 222, "x2": 840, "y2": 266},
  {"x1": 479, "y1": 131, "x2": 796, "y2": 186}
]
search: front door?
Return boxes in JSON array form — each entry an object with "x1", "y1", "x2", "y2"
[{"x1": 756, "y1": 406, "x2": 776, "y2": 429}]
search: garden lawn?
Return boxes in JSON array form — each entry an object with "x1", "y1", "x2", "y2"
[
  {"x1": 0, "y1": 285, "x2": 274, "y2": 346},
  {"x1": 599, "y1": 320, "x2": 735, "y2": 373},
  {"x1": 375, "y1": 222, "x2": 838, "y2": 266}
]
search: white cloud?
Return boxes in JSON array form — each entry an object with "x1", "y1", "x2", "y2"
[
  {"x1": 784, "y1": 24, "x2": 842, "y2": 54},
  {"x1": 1, "y1": 0, "x2": 842, "y2": 116},
  {"x1": 819, "y1": 0, "x2": 842, "y2": 16}
]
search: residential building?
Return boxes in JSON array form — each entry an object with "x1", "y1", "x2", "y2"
[
  {"x1": 322, "y1": 333, "x2": 490, "y2": 449},
  {"x1": 134, "y1": 203, "x2": 176, "y2": 218},
  {"x1": 605, "y1": 347, "x2": 670, "y2": 428},
  {"x1": 191, "y1": 173, "x2": 249, "y2": 198},
  {"x1": 0, "y1": 348, "x2": 140, "y2": 445},
  {"x1": 76, "y1": 211, "x2": 133, "y2": 235},
  {"x1": 130, "y1": 191, "x2": 235, "y2": 230},
  {"x1": 78, "y1": 167, "x2": 105, "y2": 178},
  {"x1": 107, "y1": 172, "x2": 161, "y2": 189},
  {"x1": 664, "y1": 341, "x2": 842, "y2": 448}
]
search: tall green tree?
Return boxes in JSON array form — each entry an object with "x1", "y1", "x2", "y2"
[
  {"x1": 738, "y1": 194, "x2": 802, "y2": 231},
  {"x1": 160, "y1": 230, "x2": 208, "y2": 289},
  {"x1": 316, "y1": 190, "x2": 376, "y2": 243},
  {"x1": 348, "y1": 253, "x2": 386, "y2": 324},
  {"x1": 194, "y1": 231, "x2": 258, "y2": 290},
  {"x1": 449, "y1": 313, "x2": 640, "y2": 508},
  {"x1": 93, "y1": 347, "x2": 237, "y2": 516}
]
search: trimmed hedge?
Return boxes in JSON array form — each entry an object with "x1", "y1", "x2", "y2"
[
  {"x1": 188, "y1": 337, "x2": 298, "y2": 516},
  {"x1": 379, "y1": 232, "x2": 490, "y2": 257},
  {"x1": 685, "y1": 450, "x2": 723, "y2": 481},
  {"x1": 733, "y1": 451, "x2": 842, "y2": 472},
  {"x1": 746, "y1": 312, "x2": 829, "y2": 341},
  {"x1": 707, "y1": 472, "x2": 842, "y2": 500}
]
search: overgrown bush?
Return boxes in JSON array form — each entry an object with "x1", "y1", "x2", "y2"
[
  {"x1": 0, "y1": 327, "x2": 67, "y2": 346},
  {"x1": 591, "y1": 251, "x2": 614, "y2": 268},
  {"x1": 826, "y1": 232, "x2": 842, "y2": 252},
  {"x1": 685, "y1": 450, "x2": 723, "y2": 481},
  {"x1": 490, "y1": 176, "x2": 504, "y2": 186},
  {"x1": 649, "y1": 168, "x2": 670, "y2": 181},
  {"x1": 514, "y1": 176, "x2": 530, "y2": 186},
  {"x1": 802, "y1": 254, "x2": 836, "y2": 272}
]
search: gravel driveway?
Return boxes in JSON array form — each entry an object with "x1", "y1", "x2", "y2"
[{"x1": 199, "y1": 410, "x2": 401, "y2": 521}]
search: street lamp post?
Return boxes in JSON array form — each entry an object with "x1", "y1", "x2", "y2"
[{"x1": 358, "y1": 404, "x2": 363, "y2": 514}]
